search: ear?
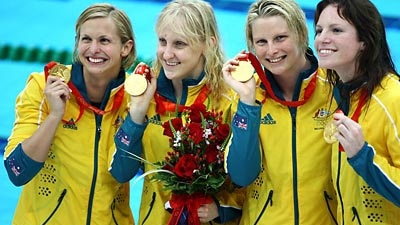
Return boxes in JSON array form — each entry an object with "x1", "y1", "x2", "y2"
[
  {"x1": 360, "y1": 41, "x2": 365, "y2": 51},
  {"x1": 210, "y1": 36, "x2": 216, "y2": 46},
  {"x1": 203, "y1": 36, "x2": 216, "y2": 56},
  {"x1": 121, "y1": 40, "x2": 134, "y2": 57}
]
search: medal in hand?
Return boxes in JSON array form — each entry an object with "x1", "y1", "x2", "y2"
[
  {"x1": 125, "y1": 63, "x2": 151, "y2": 96},
  {"x1": 231, "y1": 54, "x2": 254, "y2": 82},
  {"x1": 48, "y1": 63, "x2": 71, "y2": 83}
]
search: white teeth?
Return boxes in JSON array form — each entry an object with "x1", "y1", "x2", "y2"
[
  {"x1": 269, "y1": 57, "x2": 283, "y2": 63},
  {"x1": 88, "y1": 57, "x2": 104, "y2": 63},
  {"x1": 166, "y1": 61, "x2": 179, "y2": 66},
  {"x1": 319, "y1": 49, "x2": 333, "y2": 54}
]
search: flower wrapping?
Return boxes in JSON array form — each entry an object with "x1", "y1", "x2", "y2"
[{"x1": 168, "y1": 193, "x2": 213, "y2": 225}]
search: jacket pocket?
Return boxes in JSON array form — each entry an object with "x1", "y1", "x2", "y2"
[
  {"x1": 254, "y1": 190, "x2": 273, "y2": 225},
  {"x1": 324, "y1": 191, "x2": 338, "y2": 225},
  {"x1": 351, "y1": 207, "x2": 362, "y2": 225},
  {"x1": 42, "y1": 189, "x2": 67, "y2": 225},
  {"x1": 141, "y1": 192, "x2": 156, "y2": 225},
  {"x1": 111, "y1": 199, "x2": 120, "y2": 225}
]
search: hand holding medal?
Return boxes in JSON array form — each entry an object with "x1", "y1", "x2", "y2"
[
  {"x1": 231, "y1": 53, "x2": 255, "y2": 82},
  {"x1": 45, "y1": 61, "x2": 71, "y2": 83},
  {"x1": 125, "y1": 63, "x2": 151, "y2": 96},
  {"x1": 323, "y1": 110, "x2": 343, "y2": 144}
]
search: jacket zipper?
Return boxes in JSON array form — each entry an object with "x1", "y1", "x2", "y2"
[
  {"x1": 254, "y1": 190, "x2": 273, "y2": 225},
  {"x1": 111, "y1": 199, "x2": 120, "y2": 225},
  {"x1": 351, "y1": 207, "x2": 362, "y2": 225},
  {"x1": 42, "y1": 189, "x2": 67, "y2": 225},
  {"x1": 324, "y1": 191, "x2": 338, "y2": 225},
  {"x1": 337, "y1": 151, "x2": 345, "y2": 225},
  {"x1": 141, "y1": 192, "x2": 156, "y2": 224}
]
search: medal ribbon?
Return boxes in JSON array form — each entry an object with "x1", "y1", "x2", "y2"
[
  {"x1": 155, "y1": 86, "x2": 209, "y2": 115},
  {"x1": 247, "y1": 52, "x2": 317, "y2": 107},
  {"x1": 44, "y1": 61, "x2": 124, "y2": 123},
  {"x1": 339, "y1": 91, "x2": 367, "y2": 152}
]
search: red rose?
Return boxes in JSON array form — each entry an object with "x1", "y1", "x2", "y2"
[
  {"x1": 174, "y1": 154, "x2": 198, "y2": 179},
  {"x1": 188, "y1": 103, "x2": 207, "y2": 123},
  {"x1": 187, "y1": 122, "x2": 203, "y2": 144},
  {"x1": 215, "y1": 123, "x2": 230, "y2": 141},
  {"x1": 205, "y1": 145, "x2": 218, "y2": 163},
  {"x1": 162, "y1": 117, "x2": 183, "y2": 138}
]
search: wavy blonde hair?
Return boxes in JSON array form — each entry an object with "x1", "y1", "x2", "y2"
[{"x1": 153, "y1": 0, "x2": 228, "y2": 103}]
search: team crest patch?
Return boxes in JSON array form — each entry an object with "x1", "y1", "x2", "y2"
[
  {"x1": 116, "y1": 129, "x2": 131, "y2": 146},
  {"x1": 233, "y1": 114, "x2": 248, "y2": 130},
  {"x1": 8, "y1": 157, "x2": 24, "y2": 176}
]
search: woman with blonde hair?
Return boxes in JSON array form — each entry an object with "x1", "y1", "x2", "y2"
[
  {"x1": 5, "y1": 3, "x2": 136, "y2": 224},
  {"x1": 113, "y1": 0, "x2": 244, "y2": 224},
  {"x1": 223, "y1": 0, "x2": 338, "y2": 224}
]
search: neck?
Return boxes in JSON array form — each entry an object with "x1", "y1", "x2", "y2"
[
  {"x1": 275, "y1": 57, "x2": 310, "y2": 101},
  {"x1": 172, "y1": 79, "x2": 183, "y2": 101}
]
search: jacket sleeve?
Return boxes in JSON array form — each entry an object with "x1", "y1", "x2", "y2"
[
  {"x1": 110, "y1": 113, "x2": 147, "y2": 183},
  {"x1": 4, "y1": 143, "x2": 44, "y2": 186},
  {"x1": 225, "y1": 100, "x2": 261, "y2": 187},
  {"x1": 348, "y1": 93, "x2": 400, "y2": 207},
  {"x1": 4, "y1": 73, "x2": 47, "y2": 186},
  {"x1": 349, "y1": 143, "x2": 400, "y2": 207}
]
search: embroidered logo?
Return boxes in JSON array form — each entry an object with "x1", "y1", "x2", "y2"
[
  {"x1": 149, "y1": 114, "x2": 162, "y2": 125},
  {"x1": 261, "y1": 113, "x2": 276, "y2": 125},
  {"x1": 8, "y1": 157, "x2": 23, "y2": 176},
  {"x1": 116, "y1": 129, "x2": 131, "y2": 146},
  {"x1": 63, "y1": 118, "x2": 78, "y2": 130},
  {"x1": 233, "y1": 114, "x2": 248, "y2": 130}
]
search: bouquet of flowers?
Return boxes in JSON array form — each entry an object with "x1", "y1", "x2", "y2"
[{"x1": 154, "y1": 103, "x2": 231, "y2": 225}]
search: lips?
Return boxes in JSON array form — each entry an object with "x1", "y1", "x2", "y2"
[
  {"x1": 268, "y1": 55, "x2": 285, "y2": 63},
  {"x1": 318, "y1": 49, "x2": 336, "y2": 56},
  {"x1": 165, "y1": 61, "x2": 180, "y2": 66},
  {"x1": 88, "y1": 57, "x2": 106, "y2": 63}
]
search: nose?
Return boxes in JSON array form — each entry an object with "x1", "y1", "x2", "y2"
[
  {"x1": 162, "y1": 44, "x2": 174, "y2": 60},
  {"x1": 267, "y1": 42, "x2": 278, "y2": 56},
  {"x1": 315, "y1": 30, "x2": 330, "y2": 44},
  {"x1": 89, "y1": 41, "x2": 101, "y2": 53}
]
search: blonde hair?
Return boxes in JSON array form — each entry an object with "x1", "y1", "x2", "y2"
[
  {"x1": 246, "y1": 0, "x2": 308, "y2": 55},
  {"x1": 153, "y1": 0, "x2": 227, "y2": 103},
  {"x1": 73, "y1": 3, "x2": 136, "y2": 70}
]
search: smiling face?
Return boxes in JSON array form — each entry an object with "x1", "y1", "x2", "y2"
[
  {"x1": 251, "y1": 16, "x2": 305, "y2": 78},
  {"x1": 314, "y1": 4, "x2": 365, "y2": 82},
  {"x1": 156, "y1": 26, "x2": 205, "y2": 81},
  {"x1": 77, "y1": 17, "x2": 131, "y2": 78}
]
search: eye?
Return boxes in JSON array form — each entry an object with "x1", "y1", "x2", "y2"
[
  {"x1": 332, "y1": 28, "x2": 342, "y2": 33},
  {"x1": 174, "y1": 40, "x2": 187, "y2": 49},
  {"x1": 275, "y1": 35, "x2": 287, "y2": 42},
  {"x1": 255, "y1": 39, "x2": 267, "y2": 46},
  {"x1": 158, "y1": 37, "x2": 167, "y2": 46},
  {"x1": 100, "y1": 37, "x2": 111, "y2": 44},
  {"x1": 81, "y1": 36, "x2": 91, "y2": 43}
]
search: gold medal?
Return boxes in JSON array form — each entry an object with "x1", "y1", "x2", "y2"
[
  {"x1": 48, "y1": 64, "x2": 71, "y2": 83},
  {"x1": 125, "y1": 74, "x2": 148, "y2": 96},
  {"x1": 323, "y1": 120, "x2": 338, "y2": 144},
  {"x1": 231, "y1": 60, "x2": 254, "y2": 82}
]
